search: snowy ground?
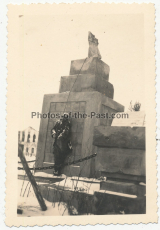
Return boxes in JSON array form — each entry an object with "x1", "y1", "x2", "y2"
[
  {"x1": 18, "y1": 156, "x2": 135, "y2": 216},
  {"x1": 17, "y1": 180, "x2": 77, "y2": 216},
  {"x1": 53, "y1": 176, "x2": 100, "y2": 194},
  {"x1": 17, "y1": 154, "x2": 145, "y2": 216},
  {"x1": 18, "y1": 155, "x2": 74, "y2": 216},
  {"x1": 17, "y1": 168, "x2": 100, "y2": 217}
]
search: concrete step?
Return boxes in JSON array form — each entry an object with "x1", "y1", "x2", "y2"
[
  {"x1": 38, "y1": 183, "x2": 146, "y2": 214},
  {"x1": 100, "y1": 180, "x2": 146, "y2": 197},
  {"x1": 18, "y1": 174, "x2": 64, "y2": 184},
  {"x1": 98, "y1": 171, "x2": 146, "y2": 183},
  {"x1": 94, "y1": 190, "x2": 146, "y2": 214},
  {"x1": 63, "y1": 165, "x2": 80, "y2": 177}
]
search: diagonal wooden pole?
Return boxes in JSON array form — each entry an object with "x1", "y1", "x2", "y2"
[{"x1": 18, "y1": 143, "x2": 47, "y2": 211}]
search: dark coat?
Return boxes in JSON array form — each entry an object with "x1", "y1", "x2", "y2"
[{"x1": 51, "y1": 119, "x2": 72, "y2": 174}]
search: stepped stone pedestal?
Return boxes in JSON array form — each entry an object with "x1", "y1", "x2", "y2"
[
  {"x1": 70, "y1": 57, "x2": 110, "y2": 81},
  {"x1": 36, "y1": 56, "x2": 124, "y2": 177},
  {"x1": 59, "y1": 74, "x2": 114, "y2": 99}
]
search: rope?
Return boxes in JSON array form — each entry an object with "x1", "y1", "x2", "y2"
[
  {"x1": 59, "y1": 57, "x2": 87, "y2": 162},
  {"x1": 63, "y1": 57, "x2": 87, "y2": 113},
  {"x1": 18, "y1": 153, "x2": 97, "y2": 171}
]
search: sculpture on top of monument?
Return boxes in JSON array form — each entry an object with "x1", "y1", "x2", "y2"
[{"x1": 88, "y1": 31, "x2": 102, "y2": 59}]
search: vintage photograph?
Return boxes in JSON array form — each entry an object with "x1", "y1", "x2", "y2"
[{"x1": 6, "y1": 3, "x2": 156, "y2": 226}]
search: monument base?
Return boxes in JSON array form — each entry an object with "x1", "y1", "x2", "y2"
[{"x1": 36, "y1": 91, "x2": 124, "y2": 177}]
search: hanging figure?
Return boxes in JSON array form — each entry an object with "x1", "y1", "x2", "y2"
[{"x1": 51, "y1": 113, "x2": 72, "y2": 176}]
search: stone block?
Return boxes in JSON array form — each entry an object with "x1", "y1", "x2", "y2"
[
  {"x1": 71, "y1": 102, "x2": 80, "y2": 111},
  {"x1": 62, "y1": 165, "x2": 80, "y2": 177},
  {"x1": 94, "y1": 191, "x2": 146, "y2": 214},
  {"x1": 48, "y1": 121, "x2": 54, "y2": 130},
  {"x1": 71, "y1": 120, "x2": 78, "y2": 132},
  {"x1": 44, "y1": 152, "x2": 54, "y2": 163},
  {"x1": 59, "y1": 74, "x2": 114, "y2": 99},
  {"x1": 50, "y1": 102, "x2": 56, "y2": 112},
  {"x1": 45, "y1": 142, "x2": 53, "y2": 153},
  {"x1": 46, "y1": 131, "x2": 53, "y2": 142},
  {"x1": 98, "y1": 171, "x2": 146, "y2": 183},
  {"x1": 65, "y1": 102, "x2": 71, "y2": 111},
  {"x1": 93, "y1": 126, "x2": 145, "y2": 149},
  {"x1": 95, "y1": 147, "x2": 145, "y2": 176},
  {"x1": 75, "y1": 145, "x2": 82, "y2": 156},
  {"x1": 55, "y1": 102, "x2": 66, "y2": 111},
  {"x1": 79, "y1": 101, "x2": 86, "y2": 111},
  {"x1": 100, "y1": 180, "x2": 146, "y2": 197},
  {"x1": 77, "y1": 122, "x2": 84, "y2": 133},
  {"x1": 70, "y1": 57, "x2": 110, "y2": 81},
  {"x1": 100, "y1": 106, "x2": 117, "y2": 126},
  {"x1": 71, "y1": 132, "x2": 83, "y2": 145}
]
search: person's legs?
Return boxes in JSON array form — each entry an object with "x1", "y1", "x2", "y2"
[
  {"x1": 53, "y1": 145, "x2": 62, "y2": 174},
  {"x1": 54, "y1": 137, "x2": 72, "y2": 175}
]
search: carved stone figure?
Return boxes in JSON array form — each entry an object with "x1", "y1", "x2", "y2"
[{"x1": 88, "y1": 31, "x2": 102, "y2": 59}]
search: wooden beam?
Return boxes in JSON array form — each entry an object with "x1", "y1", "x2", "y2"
[{"x1": 18, "y1": 144, "x2": 47, "y2": 211}]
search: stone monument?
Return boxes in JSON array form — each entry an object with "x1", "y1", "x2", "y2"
[{"x1": 36, "y1": 32, "x2": 124, "y2": 177}]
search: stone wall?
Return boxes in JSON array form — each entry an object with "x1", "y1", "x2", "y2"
[{"x1": 93, "y1": 126, "x2": 146, "y2": 180}]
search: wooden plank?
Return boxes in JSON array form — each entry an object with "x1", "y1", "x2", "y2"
[
  {"x1": 18, "y1": 144, "x2": 47, "y2": 211},
  {"x1": 93, "y1": 126, "x2": 145, "y2": 149}
]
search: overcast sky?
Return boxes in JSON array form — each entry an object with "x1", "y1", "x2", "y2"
[{"x1": 18, "y1": 14, "x2": 144, "y2": 131}]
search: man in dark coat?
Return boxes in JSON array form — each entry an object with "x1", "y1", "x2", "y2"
[{"x1": 51, "y1": 113, "x2": 72, "y2": 175}]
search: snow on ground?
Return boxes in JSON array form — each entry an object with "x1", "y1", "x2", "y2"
[
  {"x1": 17, "y1": 156, "x2": 101, "y2": 217},
  {"x1": 32, "y1": 172, "x2": 100, "y2": 194},
  {"x1": 17, "y1": 180, "x2": 76, "y2": 216},
  {"x1": 53, "y1": 177, "x2": 100, "y2": 194},
  {"x1": 18, "y1": 196, "x2": 70, "y2": 217},
  {"x1": 35, "y1": 171, "x2": 66, "y2": 178},
  {"x1": 17, "y1": 171, "x2": 100, "y2": 217}
]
